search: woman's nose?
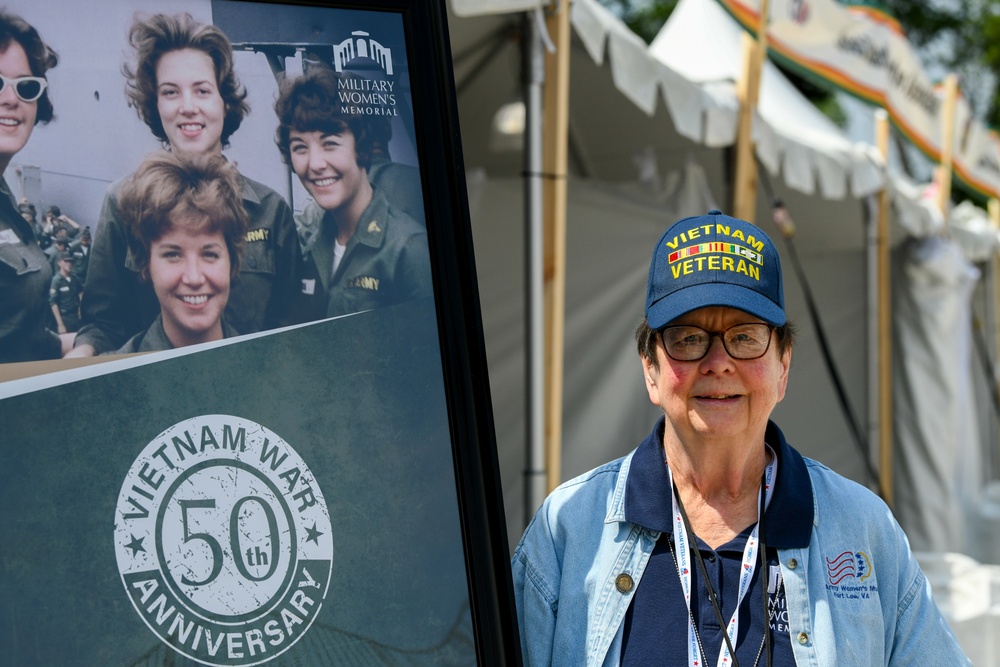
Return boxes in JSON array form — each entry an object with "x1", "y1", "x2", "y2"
[
  {"x1": 0, "y1": 80, "x2": 20, "y2": 105},
  {"x1": 700, "y1": 335, "x2": 736, "y2": 370},
  {"x1": 179, "y1": 89, "x2": 196, "y2": 113},
  {"x1": 181, "y1": 257, "x2": 204, "y2": 285},
  {"x1": 307, "y1": 148, "x2": 325, "y2": 172}
]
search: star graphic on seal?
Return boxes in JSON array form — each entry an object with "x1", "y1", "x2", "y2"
[
  {"x1": 305, "y1": 522, "x2": 324, "y2": 545},
  {"x1": 126, "y1": 534, "x2": 146, "y2": 557}
]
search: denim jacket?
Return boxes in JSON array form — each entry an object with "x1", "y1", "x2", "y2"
[{"x1": 512, "y1": 419, "x2": 970, "y2": 667}]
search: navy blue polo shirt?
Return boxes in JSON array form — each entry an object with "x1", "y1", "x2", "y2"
[{"x1": 620, "y1": 419, "x2": 813, "y2": 666}]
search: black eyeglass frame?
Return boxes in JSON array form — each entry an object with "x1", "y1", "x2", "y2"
[
  {"x1": 0, "y1": 74, "x2": 48, "y2": 103},
  {"x1": 658, "y1": 322, "x2": 776, "y2": 361}
]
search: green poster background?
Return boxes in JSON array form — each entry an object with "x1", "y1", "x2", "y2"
[{"x1": 0, "y1": 298, "x2": 474, "y2": 666}]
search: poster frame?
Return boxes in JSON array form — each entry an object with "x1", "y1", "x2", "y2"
[{"x1": 0, "y1": 0, "x2": 522, "y2": 662}]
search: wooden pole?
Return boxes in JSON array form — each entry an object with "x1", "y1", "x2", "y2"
[
  {"x1": 732, "y1": 0, "x2": 769, "y2": 222},
  {"x1": 990, "y1": 198, "x2": 1000, "y2": 413},
  {"x1": 874, "y1": 110, "x2": 893, "y2": 507},
  {"x1": 543, "y1": 0, "x2": 570, "y2": 493},
  {"x1": 936, "y1": 74, "x2": 959, "y2": 217}
]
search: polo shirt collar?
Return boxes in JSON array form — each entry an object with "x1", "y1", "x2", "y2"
[{"x1": 623, "y1": 417, "x2": 813, "y2": 548}]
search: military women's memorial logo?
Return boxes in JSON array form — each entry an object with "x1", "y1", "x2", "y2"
[{"x1": 114, "y1": 416, "x2": 333, "y2": 665}]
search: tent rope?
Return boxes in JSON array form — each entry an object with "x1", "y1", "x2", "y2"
[
  {"x1": 755, "y1": 163, "x2": 882, "y2": 494},
  {"x1": 971, "y1": 316, "x2": 1000, "y2": 418}
]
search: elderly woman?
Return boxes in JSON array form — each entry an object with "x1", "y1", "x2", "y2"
[
  {"x1": 109, "y1": 151, "x2": 246, "y2": 353},
  {"x1": 0, "y1": 10, "x2": 64, "y2": 363},
  {"x1": 71, "y1": 12, "x2": 300, "y2": 357},
  {"x1": 512, "y1": 210, "x2": 970, "y2": 666},
  {"x1": 273, "y1": 68, "x2": 431, "y2": 320}
]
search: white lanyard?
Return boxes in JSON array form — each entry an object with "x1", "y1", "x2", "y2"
[{"x1": 669, "y1": 452, "x2": 776, "y2": 667}]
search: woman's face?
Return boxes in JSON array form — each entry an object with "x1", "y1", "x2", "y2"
[
  {"x1": 288, "y1": 129, "x2": 368, "y2": 215},
  {"x1": 155, "y1": 48, "x2": 225, "y2": 156},
  {"x1": 642, "y1": 306, "x2": 790, "y2": 447},
  {"x1": 0, "y1": 42, "x2": 37, "y2": 166},
  {"x1": 148, "y1": 219, "x2": 230, "y2": 348}
]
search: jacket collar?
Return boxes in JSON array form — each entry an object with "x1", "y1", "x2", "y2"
[
  {"x1": 238, "y1": 172, "x2": 262, "y2": 207},
  {"x1": 622, "y1": 416, "x2": 813, "y2": 547},
  {"x1": 0, "y1": 177, "x2": 34, "y2": 242}
]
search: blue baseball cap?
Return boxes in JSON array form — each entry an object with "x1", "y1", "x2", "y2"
[{"x1": 645, "y1": 210, "x2": 785, "y2": 329}]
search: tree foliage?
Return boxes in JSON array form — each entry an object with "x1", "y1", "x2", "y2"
[
  {"x1": 879, "y1": 0, "x2": 1000, "y2": 127},
  {"x1": 601, "y1": 0, "x2": 678, "y2": 41}
]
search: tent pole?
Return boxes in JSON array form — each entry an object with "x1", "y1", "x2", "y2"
[
  {"x1": 524, "y1": 13, "x2": 547, "y2": 524},
  {"x1": 936, "y1": 74, "x2": 959, "y2": 216},
  {"x1": 874, "y1": 110, "x2": 893, "y2": 506},
  {"x1": 990, "y1": 199, "x2": 1000, "y2": 443},
  {"x1": 865, "y1": 196, "x2": 879, "y2": 489},
  {"x1": 543, "y1": 0, "x2": 571, "y2": 494},
  {"x1": 732, "y1": 0, "x2": 769, "y2": 223}
]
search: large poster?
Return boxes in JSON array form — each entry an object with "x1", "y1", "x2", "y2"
[{"x1": 0, "y1": 0, "x2": 514, "y2": 664}]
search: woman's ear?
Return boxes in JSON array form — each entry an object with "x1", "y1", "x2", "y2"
[
  {"x1": 775, "y1": 346, "x2": 792, "y2": 402},
  {"x1": 641, "y1": 354, "x2": 662, "y2": 407}
]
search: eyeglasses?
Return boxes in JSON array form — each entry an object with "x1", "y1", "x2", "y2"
[
  {"x1": 0, "y1": 74, "x2": 47, "y2": 103},
  {"x1": 659, "y1": 323, "x2": 774, "y2": 361}
]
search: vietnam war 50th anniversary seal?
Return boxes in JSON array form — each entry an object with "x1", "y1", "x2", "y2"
[{"x1": 114, "y1": 415, "x2": 334, "y2": 666}]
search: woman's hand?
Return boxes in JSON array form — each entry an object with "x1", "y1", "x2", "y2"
[{"x1": 63, "y1": 341, "x2": 95, "y2": 358}]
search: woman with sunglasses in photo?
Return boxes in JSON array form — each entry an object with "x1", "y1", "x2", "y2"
[
  {"x1": 0, "y1": 10, "x2": 67, "y2": 363},
  {"x1": 69, "y1": 12, "x2": 300, "y2": 357}
]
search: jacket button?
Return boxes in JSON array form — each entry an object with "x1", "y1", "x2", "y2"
[
  {"x1": 797, "y1": 632, "x2": 809, "y2": 645},
  {"x1": 788, "y1": 558, "x2": 798, "y2": 569},
  {"x1": 615, "y1": 573, "x2": 634, "y2": 593}
]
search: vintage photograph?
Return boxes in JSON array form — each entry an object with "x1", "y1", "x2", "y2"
[{"x1": 0, "y1": 0, "x2": 430, "y2": 376}]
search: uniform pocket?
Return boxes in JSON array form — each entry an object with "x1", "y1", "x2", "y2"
[
  {"x1": 239, "y1": 235, "x2": 276, "y2": 277},
  {"x1": 0, "y1": 242, "x2": 45, "y2": 276}
]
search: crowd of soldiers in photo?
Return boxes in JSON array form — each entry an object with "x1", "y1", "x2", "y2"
[{"x1": 17, "y1": 202, "x2": 90, "y2": 335}]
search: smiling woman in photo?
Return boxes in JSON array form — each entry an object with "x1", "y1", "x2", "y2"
[
  {"x1": 110, "y1": 151, "x2": 247, "y2": 353},
  {"x1": 274, "y1": 68, "x2": 432, "y2": 320},
  {"x1": 0, "y1": 10, "x2": 65, "y2": 363}
]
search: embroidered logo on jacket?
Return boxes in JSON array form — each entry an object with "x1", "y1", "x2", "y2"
[
  {"x1": 826, "y1": 550, "x2": 872, "y2": 584},
  {"x1": 347, "y1": 275, "x2": 380, "y2": 291},
  {"x1": 825, "y1": 551, "x2": 876, "y2": 600}
]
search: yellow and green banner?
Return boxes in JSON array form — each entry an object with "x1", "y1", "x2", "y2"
[{"x1": 717, "y1": 0, "x2": 1000, "y2": 200}]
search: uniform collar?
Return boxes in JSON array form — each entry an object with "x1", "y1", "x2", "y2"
[
  {"x1": 238, "y1": 172, "x2": 262, "y2": 207},
  {"x1": 140, "y1": 314, "x2": 239, "y2": 352},
  {"x1": 0, "y1": 177, "x2": 36, "y2": 242},
  {"x1": 307, "y1": 187, "x2": 390, "y2": 255},
  {"x1": 344, "y1": 187, "x2": 389, "y2": 250},
  {"x1": 623, "y1": 417, "x2": 813, "y2": 547}
]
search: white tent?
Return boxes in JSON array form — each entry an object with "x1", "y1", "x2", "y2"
[{"x1": 447, "y1": 1, "x2": 1000, "y2": 660}]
